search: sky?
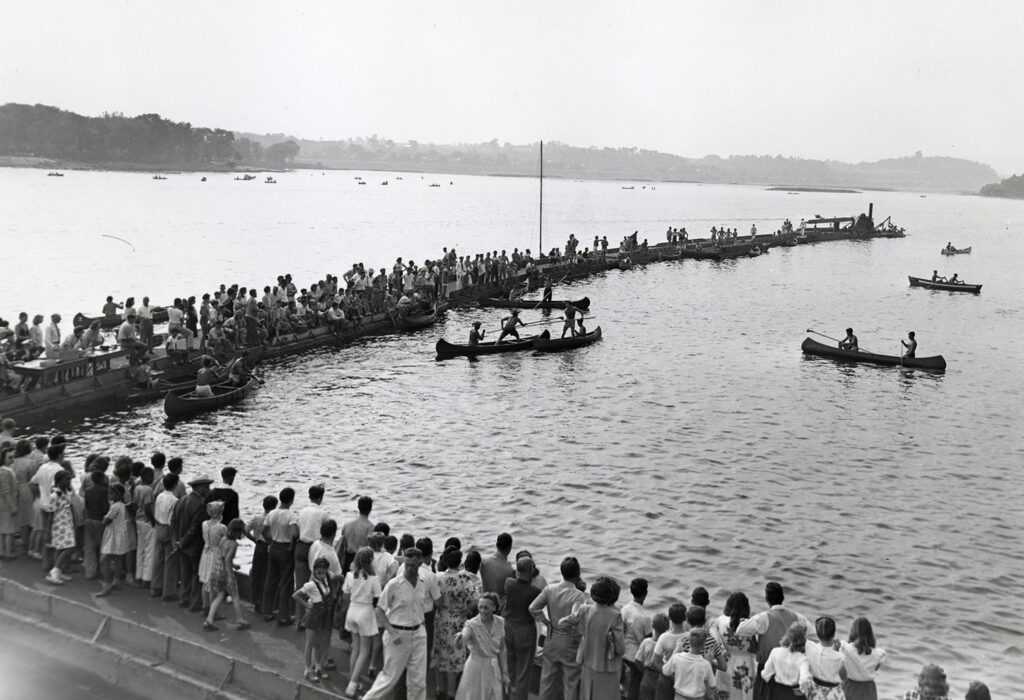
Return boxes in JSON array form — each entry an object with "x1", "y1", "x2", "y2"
[{"x1": 2, "y1": 0, "x2": 1023, "y2": 174}]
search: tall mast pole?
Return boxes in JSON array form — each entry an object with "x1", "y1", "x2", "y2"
[{"x1": 539, "y1": 140, "x2": 544, "y2": 254}]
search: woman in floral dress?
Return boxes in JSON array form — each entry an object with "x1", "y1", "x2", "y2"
[
  {"x1": 454, "y1": 592, "x2": 507, "y2": 700},
  {"x1": 198, "y1": 501, "x2": 226, "y2": 612},
  {"x1": 205, "y1": 518, "x2": 248, "y2": 631},
  {"x1": 11, "y1": 440, "x2": 37, "y2": 554},
  {"x1": 433, "y1": 549, "x2": 481, "y2": 700},
  {"x1": 44, "y1": 470, "x2": 76, "y2": 585},
  {"x1": 709, "y1": 591, "x2": 758, "y2": 700}
]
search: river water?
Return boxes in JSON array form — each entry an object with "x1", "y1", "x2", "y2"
[{"x1": 2, "y1": 168, "x2": 1022, "y2": 693}]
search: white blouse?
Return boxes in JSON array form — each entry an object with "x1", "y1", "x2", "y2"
[
  {"x1": 804, "y1": 640, "x2": 844, "y2": 683},
  {"x1": 840, "y1": 641, "x2": 886, "y2": 681},
  {"x1": 760, "y1": 646, "x2": 811, "y2": 686}
]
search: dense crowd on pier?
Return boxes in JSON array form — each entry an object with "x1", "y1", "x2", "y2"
[
  {"x1": 0, "y1": 420, "x2": 994, "y2": 700},
  {"x1": 0, "y1": 234, "x2": 626, "y2": 393}
]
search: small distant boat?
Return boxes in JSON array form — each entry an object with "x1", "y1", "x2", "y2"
[
  {"x1": 478, "y1": 296, "x2": 590, "y2": 310},
  {"x1": 941, "y1": 246, "x2": 971, "y2": 256},
  {"x1": 152, "y1": 175, "x2": 167, "y2": 180},
  {"x1": 358, "y1": 181, "x2": 367, "y2": 185},
  {"x1": 47, "y1": 171, "x2": 64, "y2": 177},
  {"x1": 234, "y1": 174, "x2": 256, "y2": 181},
  {"x1": 265, "y1": 177, "x2": 276, "y2": 184},
  {"x1": 354, "y1": 176, "x2": 363, "y2": 180},
  {"x1": 801, "y1": 337, "x2": 946, "y2": 371},
  {"x1": 908, "y1": 276, "x2": 981, "y2": 293},
  {"x1": 395, "y1": 176, "x2": 403, "y2": 180},
  {"x1": 163, "y1": 376, "x2": 259, "y2": 418},
  {"x1": 532, "y1": 327, "x2": 602, "y2": 352},
  {"x1": 429, "y1": 183, "x2": 441, "y2": 188},
  {"x1": 200, "y1": 176, "x2": 207, "y2": 182},
  {"x1": 621, "y1": 186, "x2": 635, "y2": 190},
  {"x1": 381, "y1": 180, "x2": 389, "y2": 186}
]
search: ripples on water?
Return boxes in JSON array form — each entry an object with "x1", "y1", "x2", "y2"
[{"x1": 5, "y1": 170, "x2": 1024, "y2": 694}]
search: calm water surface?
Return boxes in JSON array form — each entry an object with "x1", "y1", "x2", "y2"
[{"x1": 2, "y1": 169, "x2": 1023, "y2": 694}]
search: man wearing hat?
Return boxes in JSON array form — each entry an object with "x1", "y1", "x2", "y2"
[
  {"x1": 497, "y1": 309, "x2": 524, "y2": 344},
  {"x1": 117, "y1": 309, "x2": 148, "y2": 364},
  {"x1": 170, "y1": 476, "x2": 213, "y2": 612}
]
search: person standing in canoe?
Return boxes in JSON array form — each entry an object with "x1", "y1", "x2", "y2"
[
  {"x1": 562, "y1": 302, "x2": 579, "y2": 339},
  {"x1": 543, "y1": 277, "x2": 553, "y2": 303},
  {"x1": 497, "y1": 311, "x2": 524, "y2": 344},
  {"x1": 469, "y1": 321, "x2": 486, "y2": 347},
  {"x1": 838, "y1": 328, "x2": 858, "y2": 351},
  {"x1": 901, "y1": 332, "x2": 917, "y2": 359}
]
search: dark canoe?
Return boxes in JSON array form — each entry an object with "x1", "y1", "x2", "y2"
[
  {"x1": 74, "y1": 306, "x2": 169, "y2": 330},
  {"x1": 435, "y1": 336, "x2": 537, "y2": 358},
  {"x1": 532, "y1": 326, "x2": 603, "y2": 352},
  {"x1": 801, "y1": 337, "x2": 946, "y2": 371},
  {"x1": 940, "y1": 246, "x2": 971, "y2": 255},
  {"x1": 477, "y1": 296, "x2": 590, "y2": 310},
  {"x1": 163, "y1": 375, "x2": 259, "y2": 418},
  {"x1": 908, "y1": 276, "x2": 982, "y2": 293},
  {"x1": 392, "y1": 308, "x2": 437, "y2": 331}
]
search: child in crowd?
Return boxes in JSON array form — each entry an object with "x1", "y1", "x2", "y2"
[
  {"x1": 653, "y1": 602, "x2": 687, "y2": 700},
  {"x1": 760, "y1": 623, "x2": 811, "y2": 699},
  {"x1": 43, "y1": 470, "x2": 76, "y2": 584},
  {"x1": 662, "y1": 628, "x2": 716, "y2": 700},
  {"x1": 292, "y1": 557, "x2": 336, "y2": 683},
  {"x1": 636, "y1": 613, "x2": 670, "y2": 700},
  {"x1": 96, "y1": 483, "x2": 130, "y2": 596},
  {"x1": 804, "y1": 616, "x2": 844, "y2": 699}
]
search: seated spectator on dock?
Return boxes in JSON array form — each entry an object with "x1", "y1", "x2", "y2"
[{"x1": 117, "y1": 311, "x2": 149, "y2": 364}]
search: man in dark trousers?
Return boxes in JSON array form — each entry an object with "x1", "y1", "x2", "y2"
[
  {"x1": 208, "y1": 467, "x2": 240, "y2": 524},
  {"x1": 171, "y1": 475, "x2": 213, "y2": 612}
]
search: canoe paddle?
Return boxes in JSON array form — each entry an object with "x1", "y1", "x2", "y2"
[{"x1": 806, "y1": 328, "x2": 880, "y2": 356}]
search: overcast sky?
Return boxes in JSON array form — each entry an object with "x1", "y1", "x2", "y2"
[{"x1": 3, "y1": 1, "x2": 1022, "y2": 173}]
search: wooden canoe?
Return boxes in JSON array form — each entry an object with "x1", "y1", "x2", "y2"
[
  {"x1": 392, "y1": 308, "x2": 438, "y2": 331},
  {"x1": 940, "y1": 246, "x2": 971, "y2": 255},
  {"x1": 435, "y1": 336, "x2": 537, "y2": 358},
  {"x1": 74, "y1": 306, "x2": 169, "y2": 330},
  {"x1": 908, "y1": 276, "x2": 981, "y2": 293},
  {"x1": 801, "y1": 337, "x2": 946, "y2": 371},
  {"x1": 477, "y1": 296, "x2": 590, "y2": 310},
  {"x1": 532, "y1": 326, "x2": 603, "y2": 352},
  {"x1": 163, "y1": 375, "x2": 259, "y2": 418}
]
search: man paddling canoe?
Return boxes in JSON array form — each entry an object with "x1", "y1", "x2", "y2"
[
  {"x1": 931, "y1": 270, "x2": 947, "y2": 283},
  {"x1": 497, "y1": 310, "x2": 524, "y2": 343},
  {"x1": 562, "y1": 302, "x2": 580, "y2": 339},
  {"x1": 839, "y1": 328, "x2": 858, "y2": 351},
  {"x1": 901, "y1": 331, "x2": 917, "y2": 358},
  {"x1": 469, "y1": 321, "x2": 486, "y2": 346}
]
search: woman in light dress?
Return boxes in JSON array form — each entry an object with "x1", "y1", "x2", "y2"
[
  {"x1": 0, "y1": 445, "x2": 17, "y2": 558},
  {"x1": 96, "y1": 483, "x2": 130, "y2": 597},
  {"x1": 559, "y1": 576, "x2": 626, "y2": 700},
  {"x1": 342, "y1": 546, "x2": 382, "y2": 698},
  {"x1": 198, "y1": 501, "x2": 227, "y2": 612},
  {"x1": 454, "y1": 591, "x2": 508, "y2": 700},
  {"x1": 11, "y1": 440, "x2": 37, "y2": 555},
  {"x1": 803, "y1": 616, "x2": 845, "y2": 700},
  {"x1": 709, "y1": 591, "x2": 759, "y2": 700}
]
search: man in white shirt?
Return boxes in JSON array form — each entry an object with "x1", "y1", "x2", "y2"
[
  {"x1": 43, "y1": 313, "x2": 62, "y2": 351},
  {"x1": 30, "y1": 444, "x2": 66, "y2": 511},
  {"x1": 308, "y1": 519, "x2": 342, "y2": 581},
  {"x1": 368, "y1": 531, "x2": 397, "y2": 585},
  {"x1": 295, "y1": 484, "x2": 330, "y2": 626},
  {"x1": 622, "y1": 577, "x2": 653, "y2": 700},
  {"x1": 151, "y1": 473, "x2": 181, "y2": 600},
  {"x1": 262, "y1": 488, "x2": 299, "y2": 624},
  {"x1": 736, "y1": 582, "x2": 815, "y2": 699},
  {"x1": 362, "y1": 548, "x2": 439, "y2": 700},
  {"x1": 137, "y1": 296, "x2": 154, "y2": 348}
]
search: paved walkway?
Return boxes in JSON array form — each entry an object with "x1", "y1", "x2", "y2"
[{"x1": 0, "y1": 555, "x2": 351, "y2": 696}]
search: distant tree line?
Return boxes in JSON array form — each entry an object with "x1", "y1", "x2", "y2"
[
  {"x1": 979, "y1": 173, "x2": 1024, "y2": 198},
  {"x1": 0, "y1": 103, "x2": 299, "y2": 168},
  {"x1": 238, "y1": 133, "x2": 999, "y2": 192}
]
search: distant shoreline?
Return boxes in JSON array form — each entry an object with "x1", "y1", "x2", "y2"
[{"x1": 766, "y1": 186, "x2": 863, "y2": 194}]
